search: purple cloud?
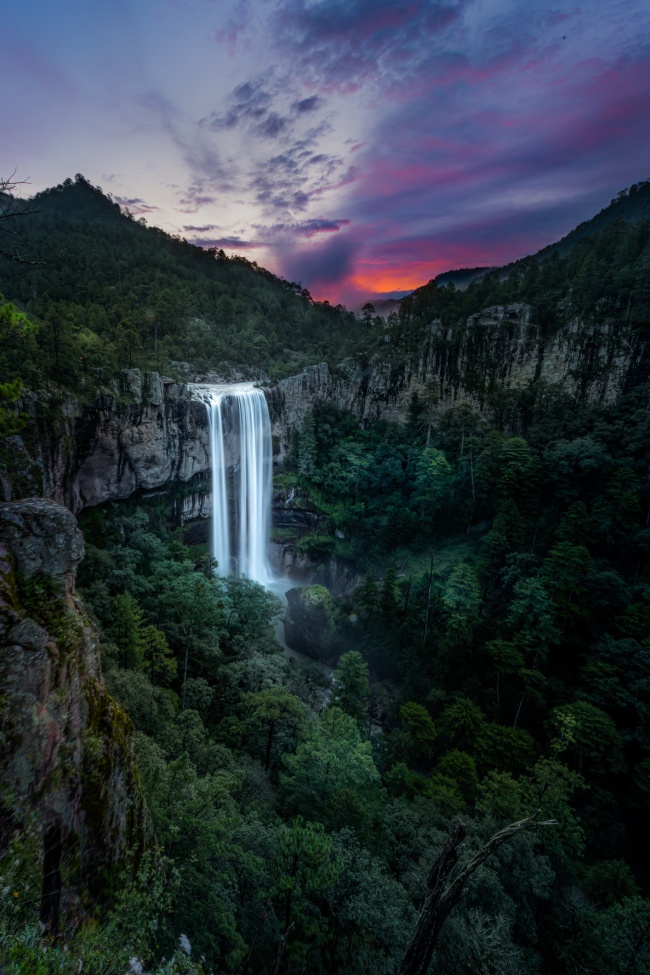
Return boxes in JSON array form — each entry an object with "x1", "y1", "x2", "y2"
[
  {"x1": 114, "y1": 195, "x2": 160, "y2": 215},
  {"x1": 270, "y1": 0, "x2": 466, "y2": 90},
  {"x1": 258, "y1": 217, "x2": 351, "y2": 237},
  {"x1": 280, "y1": 233, "x2": 359, "y2": 287},
  {"x1": 190, "y1": 235, "x2": 266, "y2": 250},
  {"x1": 293, "y1": 96, "x2": 324, "y2": 113}
]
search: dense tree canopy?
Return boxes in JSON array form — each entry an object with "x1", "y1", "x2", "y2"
[{"x1": 2, "y1": 181, "x2": 650, "y2": 974}]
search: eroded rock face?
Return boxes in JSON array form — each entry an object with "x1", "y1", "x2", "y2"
[
  {"x1": 0, "y1": 498, "x2": 84, "y2": 594},
  {"x1": 269, "y1": 305, "x2": 648, "y2": 456},
  {"x1": 2, "y1": 305, "x2": 647, "y2": 515},
  {"x1": 284, "y1": 584, "x2": 337, "y2": 661},
  {"x1": 4, "y1": 370, "x2": 211, "y2": 513},
  {"x1": 0, "y1": 498, "x2": 146, "y2": 907}
]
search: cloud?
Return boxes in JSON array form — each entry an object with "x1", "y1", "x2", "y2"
[
  {"x1": 269, "y1": 0, "x2": 466, "y2": 90},
  {"x1": 258, "y1": 217, "x2": 351, "y2": 237},
  {"x1": 202, "y1": 77, "x2": 275, "y2": 131},
  {"x1": 280, "y1": 233, "x2": 359, "y2": 287},
  {"x1": 182, "y1": 223, "x2": 220, "y2": 232},
  {"x1": 177, "y1": 181, "x2": 218, "y2": 212},
  {"x1": 293, "y1": 96, "x2": 324, "y2": 113},
  {"x1": 214, "y1": 0, "x2": 254, "y2": 54},
  {"x1": 258, "y1": 111, "x2": 289, "y2": 138},
  {"x1": 244, "y1": 124, "x2": 351, "y2": 214},
  {"x1": 189, "y1": 235, "x2": 266, "y2": 250},
  {"x1": 114, "y1": 195, "x2": 160, "y2": 214},
  {"x1": 201, "y1": 75, "x2": 328, "y2": 147}
]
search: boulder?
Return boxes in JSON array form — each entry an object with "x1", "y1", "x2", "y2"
[
  {"x1": 0, "y1": 497, "x2": 84, "y2": 593},
  {"x1": 284, "y1": 584, "x2": 337, "y2": 660}
]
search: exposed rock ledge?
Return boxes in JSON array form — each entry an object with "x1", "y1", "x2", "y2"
[
  {"x1": 0, "y1": 499, "x2": 146, "y2": 911},
  {"x1": 3, "y1": 370, "x2": 211, "y2": 513},
  {"x1": 269, "y1": 303, "x2": 648, "y2": 458},
  {"x1": 2, "y1": 303, "x2": 646, "y2": 512}
]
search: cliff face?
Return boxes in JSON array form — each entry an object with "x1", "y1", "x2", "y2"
[
  {"x1": 0, "y1": 499, "x2": 146, "y2": 927},
  {"x1": 269, "y1": 305, "x2": 648, "y2": 454},
  {"x1": 2, "y1": 370, "x2": 211, "y2": 513},
  {"x1": 2, "y1": 305, "x2": 646, "y2": 513}
]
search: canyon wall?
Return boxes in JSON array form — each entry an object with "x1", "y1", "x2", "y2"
[
  {"x1": 2, "y1": 370, "x2": 211, "y2": 513},
  {"x1": 2, "y1": 305, "x2": 646, "y2": 515},
  {"x1": 270, "y1": 304, "x2": 648, "y2": 457}
]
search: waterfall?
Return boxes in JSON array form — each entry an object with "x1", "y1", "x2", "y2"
[{"x1": 190, "y1": 383, "x2": 272, "y2": 584}]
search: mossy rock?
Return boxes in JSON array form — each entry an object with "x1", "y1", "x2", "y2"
[{"x1": 284, "y1": 584, "x2": 337, "y2": 661}]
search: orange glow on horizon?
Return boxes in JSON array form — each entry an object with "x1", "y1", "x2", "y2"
[{"x1": 351, "y1": 260, "x2": 450, "y2": 294}]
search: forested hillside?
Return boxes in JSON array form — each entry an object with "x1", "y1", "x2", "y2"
[
  {"x1": 391, "y1": 204, "x2": 650, "y2": 368},
  {"x1": 1, "y1": 180, "x2": 650, "y2": 975},
  {"x1": 0, "y1": 174, "x2": 360, "y2": 388}
]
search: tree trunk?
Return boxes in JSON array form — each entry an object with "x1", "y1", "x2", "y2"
[
  {"x1": 397, "y1": 814, "x2": 554, "y2": 975},
  {"x1": 398, "y1": 821, "x2": 468, "y2": 975}
]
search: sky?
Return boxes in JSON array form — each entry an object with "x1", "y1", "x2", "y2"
[{"x1": 3, "y1": 0, "x2": 650, "y2": 306}]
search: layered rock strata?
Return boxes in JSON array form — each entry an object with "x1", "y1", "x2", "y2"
[{"x1": 269, "y1": 304, "x2": 648, "y2": 457}]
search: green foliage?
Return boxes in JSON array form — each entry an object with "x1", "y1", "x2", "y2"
[
  {"x1": 439, "y1": 696, "x2": 485, "y2": 752},
  {"x1": 584, "y1": 860, "x2": 640, "y2": 908},
  {"x1": 242, "y1": 686, "x2": 306, "y2": 770},
  {"x1": 281, "y1": 708, "x2": 385, "y2": 840},
  {"x1": 399, "y1": 701, "x2": 438, "y2": 763},
  {"x1": 548, "y1": 701, "x2": 626, "y2": 773},
  {"x1": 111, "y1": 591, "x2": 145, "y2": 669},
  {"x1": 0, "y1": 177, "x2": 364, "y2": 389},
  {"x1": 270, "y1": 818, "x2": 341, "y2": 968},
  {"x1": 6, "y1": 189, "x2": 650, "y2": 973},
  {"x1": 331, "y1": 650, "x2": 370, "y2": 722},
  {"x1": 441, "y1": 563, "x2": 481, "y2": 648},
  {"x1": 414, "y1": 447, "x2": 452, "y2": 521},
  {"x1": 578, "y1": 896, "x2": 650, "y2": 975}
]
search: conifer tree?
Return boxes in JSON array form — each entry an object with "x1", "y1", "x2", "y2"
[{"x1": 331, "y1": 651, "x2": 370, "y2": 723}]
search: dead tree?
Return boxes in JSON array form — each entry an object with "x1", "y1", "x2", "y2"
[
  {"x1": 397, "y1": 814, "x2": 555, "y2": 975},
  {"x1": 0, "y1": 170, "x2": 39, "y2": 264}
]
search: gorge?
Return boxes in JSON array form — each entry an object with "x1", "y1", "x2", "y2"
[{"x1": 2, "y1": 179, "x2": 650, "y2": 975}]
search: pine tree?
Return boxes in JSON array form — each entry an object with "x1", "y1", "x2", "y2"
[
  {"x1": 111, "y1": 591, "x2": 145, "y2": 670},
  {"x1": 140, "y1": 624, "x2": 176, "y2": 684},
  {"x1": 331, "y1": 651, "x2": 370, "y2": 723}
]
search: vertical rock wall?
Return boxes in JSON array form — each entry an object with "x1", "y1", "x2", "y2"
[
  {"x1": 0, "y1": 499, "x2": 147, "y2": 916},
  {"x1": 269, "y1": 304, "x2": 648, "y2": 458}
]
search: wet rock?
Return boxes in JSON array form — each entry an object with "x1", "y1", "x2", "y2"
[{"x1": 284, "y1": 585, "x2": 337, "y2": 661}]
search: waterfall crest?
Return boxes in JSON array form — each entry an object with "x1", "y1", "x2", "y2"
[{"x1": 190, "y1": 383, "x2": 272, "y2": 584}]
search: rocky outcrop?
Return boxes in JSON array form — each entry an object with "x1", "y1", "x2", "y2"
[
  {"x1": 0, "y1": 498, "x2": 147, "y2": 923},
  {"x1": 2, "y1": 306, "x2": 647, "y2": 512},
  {"x1": 269, "y1": 305, "x2": 648, "y2": 455},
  {"x1": 284, "y1": 584, "x2": 338, "y2": 661},
  {"x1": 2, "y1": 370, "x2": 211, "y2": 513}
]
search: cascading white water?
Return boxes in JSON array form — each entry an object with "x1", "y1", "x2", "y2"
[{"x1": 190, "y1": 383, "x2": 272, "y2": 584}]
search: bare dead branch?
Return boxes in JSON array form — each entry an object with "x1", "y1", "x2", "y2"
[{"x1": 397, "y1": 813, "x2": 556, "y2": 975}]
